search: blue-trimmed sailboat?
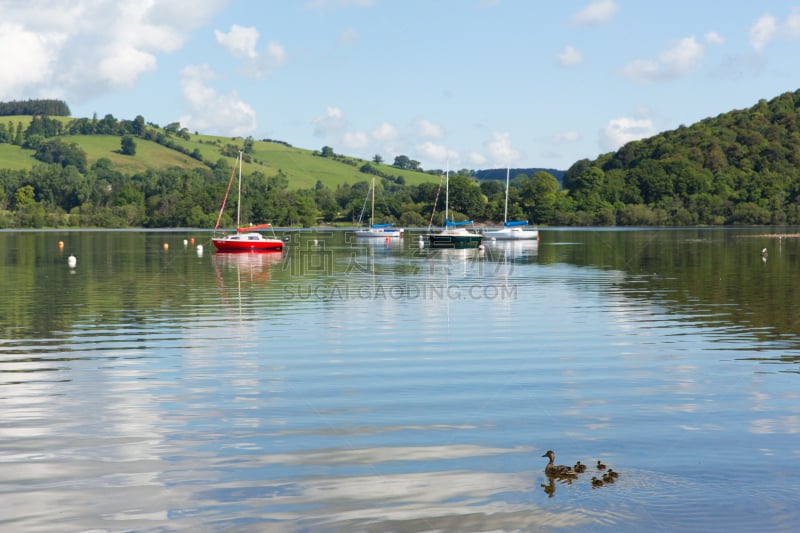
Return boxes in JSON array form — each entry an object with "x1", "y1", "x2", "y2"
[
  {"x1": 355, "y1": 177, "x2": 403, "y2": 238},
  {"x1": 483, "y1": 166, "x2": 539, "y2": 241},
  {"x1": 428, "y1": 168, "x2": 483, "y2": 249}
]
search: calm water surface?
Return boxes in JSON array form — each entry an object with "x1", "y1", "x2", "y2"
[{"x1": 1, "y1": 228, "x2": 799, "y2": 532}]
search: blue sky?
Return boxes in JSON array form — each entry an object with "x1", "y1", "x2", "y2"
[{"x1": 2, "y1": 1, "x2": 800, "y2": 171}]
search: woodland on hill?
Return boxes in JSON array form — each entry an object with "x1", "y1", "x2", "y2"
[{"x1": 1, "y1": 90, "x2": 800, "y2": 229}]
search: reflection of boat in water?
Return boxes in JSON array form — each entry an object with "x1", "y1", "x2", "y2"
[
  {"x1": 482, "y1": 239, "x2": 539, "y2": 262},
  {"x1": 213, "y1": 251, "x2": 283, "y2": 284},
  {"x1": 212, "y1": 151, "x2": 284, "y2": 252}
]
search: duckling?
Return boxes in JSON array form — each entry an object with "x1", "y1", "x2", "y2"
[
  {"x1": 573, "y1": 460, "x2": 587, "y2": 473},
  {"x1": 591, "y1": 476, "x2": 604, "y2": 488},
  {"x1": 596, "y1": 460, "x2": 607, "y2": 471},
  {"x1": 607, "y1": 468, "x2": 619, "y2": 479},
  {"x1": 541, "y1": 450, "x2": 578, "y2": 477},
  {"x1": 602, "y1": 472, "x2": 615, "y2": 484}
]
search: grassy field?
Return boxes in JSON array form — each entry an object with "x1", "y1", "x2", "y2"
[{"x1": 0, "y1": 114, "x2": 440, "y2": 189}]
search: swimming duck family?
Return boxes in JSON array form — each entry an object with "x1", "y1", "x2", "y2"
[
  {"x1": 541, "y1": 450, "x2": 578, "y2": 477},
  {"x1": 542, "y1": 450, "x2": 620, "y2": 489}
]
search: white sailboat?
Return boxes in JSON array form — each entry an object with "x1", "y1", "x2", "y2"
[
  {"x1": 483, "y1": 166, "x2": 539, "y2": 241},
  {"x1": 355, "y1": 177, "x2": 403, "y2": 238}
]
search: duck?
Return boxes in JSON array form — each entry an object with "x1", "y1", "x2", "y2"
[
  {"x1": 541, "y1": 450, "x2": 578, "y2": 477},
  {"x1": 573, "y1": 460, "x2": 587, "y2": 473},
  {"x1": 596, "y1": 460, "x2": 607, "y2": 471},
  {"x1": 602, "y1": 473, "x2": 615, "y2": 484},
  {"x1": 591, "y1": 476, "x2": 604, "y2": 488},
  {"x1": 607, "y1": 468, "x2": 619, "y2": 479}
]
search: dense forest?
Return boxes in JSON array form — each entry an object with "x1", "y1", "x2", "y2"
[
  {"x1": 0, "y1": 99, "x2": 71, "y2": 117},
  {"x1": 1, "y1": 90, "x2": 800, "y2": 229}
]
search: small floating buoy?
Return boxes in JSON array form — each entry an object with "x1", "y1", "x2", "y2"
[
  {"x1": 163, "y1": 242, "x2": 169, "y2": 251},
  {"x1": 183, "y1": 239, "x2": 188, "y2": 247},
  {"x1": 190, "y1": 237, "x2": 195, "y2": 245},
  {"x1": 385, "y1": 237, "x2": 390, "y2": 243},
  {"x1": 313, "y1": 239, "x2": 318, "y2": 245},
  {"x1": 58, "y1": 241, "x2": 64, "y2": 249},
  {"x1": 196, "y1": 244, "x2": 204, "y2": 257},
  {"x1": 67, "y1": 255, "x2": 77, "y2": 268}
]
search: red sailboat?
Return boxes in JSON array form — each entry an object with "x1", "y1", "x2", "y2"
[{"x1": 212, "y1": 151, "x2": 283, "y2": 253}]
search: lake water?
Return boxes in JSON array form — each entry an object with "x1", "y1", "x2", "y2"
[{"x1": 1, "y1": 228, "x2": 799, "y2": 532}]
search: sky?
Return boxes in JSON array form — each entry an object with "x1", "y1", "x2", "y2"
[{"x1": 2, "y1": 0, "x2": 800, "y2": 172}]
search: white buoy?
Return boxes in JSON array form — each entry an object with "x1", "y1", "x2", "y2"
[
  {"x1": 418, "y1": 236, "x2": 424, "y2": 249},
  {"x1": 183, "y1": 239, "x2": 188, "y2": 247},
  {"x1": 67, "y1": 255, "x2": 77, "y2": 268},
  {"x1": 196, "y1": 244, "x2": 204, "y2": 257}
]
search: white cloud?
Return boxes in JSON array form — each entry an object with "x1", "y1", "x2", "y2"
[
  {"x1": 179, "y1": 65, "x2": 257, "y2": 137},
  {"x1": 484, "y1": 132, "x2": 519, "y2": 166},
  {"x1": 622, "y1": 36, "x2": 704, "y2": 83},
  {"x1": 786, "y1": 8, "x2": 800, "y2": 38},
  {"x1": 215, "y1": 25, "x2": 259, "y2": 59},
  {"x1": 749, "y1": 9, "x2": 800, "y2": 52},
  {"x1": 313, "y1": 106, "x2": 347, "y2": 137},
  {"x1": 600, "y1": 116, "x2": 654, "y2": 151},
  {"x1": 556, "y1": 45, "x2": 583, "y2": 67},
  {"x1": 0, "y1": 23, "x2": 62, "y2": 98},
  {"x1": 467, "y1": 152, "x2": 488, "y2": 166},
  {"x1": 0, "y1": 0, "x2": 226, "y2": 102},
  {"x1": 372, "y1": 123, "x2": 398, "y2": 142},
  {"x1": 342, "y1": 131, "x2": 370, "y2": 149},
  {"x1": 415, "y1": 118, "x2": 445, "y2": 140},
  {"x1": 705, "y1": 31, "x2": 725, "y2": 45},
  {"x1": 571, "y1": 0, "x2": 619, "y2": 26},
  {"x1": 416, "y1": 142, "x2": 458, "y2": 165},
  {"x1": 750, "y1": 14, "x2": 778, "y2": 52}
]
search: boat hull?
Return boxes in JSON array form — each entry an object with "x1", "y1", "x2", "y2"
[
  {"x1": 483, "y1": 227, "x2": 539, "y2": 240},
  {"x1": 212, "y1": 233, "x2": 283, "y2": 252},
  {"x1": 428, "y1": 233, "x2": 483, "y2": 249}
]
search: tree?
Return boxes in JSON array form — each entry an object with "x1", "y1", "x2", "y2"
[
  {"x1": 372, "y1": 154, "x2": 383, "y2": 164},
  {"x1": 120, "y1": 135, "x2": 137, "y2": 156},
  {"x1": 320, "y1": 146, "x2": 334, "y2": 157},
  {"x1": 132, "y1": 115, "x2": 145, "y2": 137},
  {"x1": 393, "y1": 155, "x2": 411, "y2": 169}
]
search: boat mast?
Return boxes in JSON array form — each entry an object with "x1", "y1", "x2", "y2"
[
  {"x1": 371, "y1": 177, "x2": 375, "y2": 226},
  {"x1": 503, "y1": 165, "x2": 510, "y2": 224},
  {"x1": 445, "y1": 162, "x2": 449, "y2": 223},
  {"x1": 236, "y1": 151, "x2": 242, "y2": 228}
]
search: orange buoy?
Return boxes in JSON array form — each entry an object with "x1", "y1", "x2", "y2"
[
  {"x1": 163, "y1": 242, "x2": 169, "y2": 251},
  {"x1": 58, "y1": 241, "x2": 64, "y2": 249}
]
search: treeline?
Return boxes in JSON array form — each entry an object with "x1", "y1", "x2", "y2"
[
  {"x1": 561, "y1": 89, "x2": 800, "y2": 225},
  {"x1": 4, "y1": 90, "x2": 800, "y2": 228},
  {"x1": 0, "y1": 152, "x2": 561, "y2": 229},
  {"x1": 0, "y1": 99, "x2": 70, "y2": 116}
]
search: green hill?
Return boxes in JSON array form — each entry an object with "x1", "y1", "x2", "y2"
[
  {"x1": 0, "y1": 114, "x2": 437, "y2": 190},
  {"x1": 560, "y1": 89, "x2": 800, "y2": 225}
]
